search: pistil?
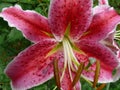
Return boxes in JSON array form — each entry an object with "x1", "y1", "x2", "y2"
[{"x1": 61, "y1": 38, "x2": 80, "y2": 82}]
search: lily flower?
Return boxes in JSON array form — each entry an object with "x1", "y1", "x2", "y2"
[{"x1": 0, "y1": 0, "x2": 120, "y2": 90}]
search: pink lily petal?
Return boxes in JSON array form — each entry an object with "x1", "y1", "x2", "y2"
[
  {"x1": 75, "y1": 51, "x2": 116, "y2": 83},
  {"x1": 69, "y1": 0, "x2": 92, "y2": 40},
  {"x1": 81, "y1": 7, "x2": 120, "y2": 41},
  {"x1": 60, "y1": 69, "x2": 81, "y2": 90},
  {"x1": 0, "y1": 5, "x2": 52, "y2": 43},
  {"x1": 98, "y1": 0, "x2": 108, "y2": 5},
  {"x1": 113, "y1": 65, "x2": 120, "y2": 82},
  {"x1": 60, "y1": 67, "x2": 81, "y2": 90},
  {"x1": 101, "y1": 32, "x2": 119, "y2": 54},
  {"x1": 75, "y1": 52, "x2": 88, "y2": 63},
  {"x1": 75, "y1": 40, "x2": 118, "y2": 70},
  {"x1": 48, "y1": 0, "x2": 92, "y2": 41},
  {"x1": 113, "y1": 50, "x2": 120, "y2": 81},
  {"x1": 82, "y1": 62, "x2": 114, "y2": 83},
  {"x1": 5, "y1": 39, "x2": 57, "y2": 90},
  {"x1": 93, "y1": 4, "x2": 110, "y2": 15},
  {"x1": 57, "y1": 54, "x2": 81, "y2": 90}
]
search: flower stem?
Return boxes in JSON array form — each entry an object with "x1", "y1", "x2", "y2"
[
  {"x1": 1, "y1": 0, "x2": 38, "y2": 5},
  {"x1": 106, "y1": 83, "x2": 110, "y2": 90}
]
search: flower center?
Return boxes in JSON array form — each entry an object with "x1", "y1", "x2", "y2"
[{"x1": 61, "y1": 37, "x2": 80, "y2": 81}]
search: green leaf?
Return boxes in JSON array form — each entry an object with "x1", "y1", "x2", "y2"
[
  {"x1": 0, "y1": 3, "x2": 12, "y2": 12},
  {"x1": 112, "y1": 69, "x2": 117, "y2": 76},
  {"x1": 0, "y1": 0, "x2": 17, "y2": 3},
  {"x1": 0, "y1": 34, "x2": 5, "y2": 44},
  {"x1": 7, "y1": 28, "x2": 23, "y2": 42}
]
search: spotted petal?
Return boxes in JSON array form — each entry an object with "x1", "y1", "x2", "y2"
[
  {"x1": 48, "y1": 0, "x2": 92, "y2": 41},
  {"x1": 113, "y1": 65, "x2": 120, "y2": 82},
  {"x1": 81, "y1": 7, "x2": 120, "y2": 41},
  {"x1": 82, "y1": 62, "x2": 114, "y2": 83},
  {"x1": 60, "y1": 69, "x2": 81, "y2": 90},
  {"x1": 75, "y1": 40, "x2": 118, "y2": 70},
  {"x1": 0, "y1": 5, "x2": 52, "y2": 43},
  {"x1": 113, "y1": 50, "x2": 120, "y2": 81},
  {"x1": 101, "y1": 32, "x2": 119, "y2": 54},
  {"x1": 75, "y1": 50, "x2": 118, "y2": 83},
  {"x1": 55, "y1": 52, "x2": 81, "y2": 90},
  {"x1": 5, "y1": 39, "x2": 57, "y2": 90}
]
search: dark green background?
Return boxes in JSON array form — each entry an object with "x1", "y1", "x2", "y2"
[{"x1": 0, "y1": 0, "x2": 120, "y2": 90}]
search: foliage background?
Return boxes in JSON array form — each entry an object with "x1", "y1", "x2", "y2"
[{"x1": 0, "y1": 0, "x2": 120, "y2": 90}]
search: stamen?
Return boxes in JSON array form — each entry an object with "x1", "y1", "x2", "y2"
[
  {"x1": 66, "y1": 38, "x2": 80, "y2": 68},
  {"x1": 53, "y1": 86, "x2": 57, "y2": 90},
  {"x1": 115, "y1": 30, "x2": 120, "y2": 41},
  {"x1": 67, "y1": 40, "x2": 80, "y2": 67},
  {"x1": 115, "y1": 33, "x2": 120, "y2": 36},
  {"x1": 68, "y1": 60, "x2": 74, "y2": 82},
  {"x1": 68, "y1": 59, "x2": 77, "y2": 90},
  {"x1": 93, "y1": 60, "x2": 101, "y2": 88},
  {"x1": 62, "y1": 38, "x2": 81, "y2": 88},
  {"x1": 115, "y1": 36, "x2": 120, "y2": 38},
  {"x1": 66, "y1": 40, "x2": 74, "y2": 70},
  {"x1": 65, "y1": 40, "x2": 74, "y2": 82},
  {"x1": 72, "y1": 62, "x2": 85, "y2": 87},
  {"x1": 53, "y1": 59, "x2": 61, "y2": 90},
  {"x1": 60, "y1": 39, "x2": 68, "y2": 81},
  {"x1": 115, "y1": 38, "x2": 120, "y2": 41},
  {"x1": 68, "y1": 55, "x2": 76, "y2": 72},
  {"x1": 116, "y1": 30, "x2": 120, "y2": 33},
  {"x1": 41, "y1": 30, "x2": 54, "y2": 37},
  {"x1": 81, "y1": 75, "x2": 93, "y2": 86},
  {"x1": 61, "y1": 38, "x2": 79, "y2": 80},
  {"x1": 85, "y1": 57, "x2": 96, "y2": 70},
  {"x1": 96, "y1": 84, "x2": 106, "y2": 90},
  {"x1": 64, "y1": 39, "x2": 75, "y2": 85},
  {"x1": 85, "y1": 63, "x2": 91, "y2": 70}
]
